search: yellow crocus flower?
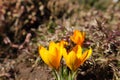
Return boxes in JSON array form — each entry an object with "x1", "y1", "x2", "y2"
[
  {"x1": 70, "y1": 30, "x2": 85, "y2": 46},
  {"x1": 39, "y1": 41, "x2": 66, "y2": 70},
  {"x1": 63, "y1": 45, "x2": 92, "y2": 71}
]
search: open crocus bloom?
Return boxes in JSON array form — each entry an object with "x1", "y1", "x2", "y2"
[
  {"x1": 70, "y1": 30, "x2": 85, "y2": 46},
  {"x1": 63, "y1": 45, "x2": 92, "y2": 71},
  {"x1": 39, "y1": 41, "x2": 66, "y2": 70}
]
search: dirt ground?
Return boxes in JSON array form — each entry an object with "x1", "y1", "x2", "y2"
[{"x1": 0, "y1": 0, "x2": 120, "y2": 80}]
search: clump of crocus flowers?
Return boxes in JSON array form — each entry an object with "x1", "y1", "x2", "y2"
[{"x1": 38, "y1": 30, "x2": 92, "y2": 80}]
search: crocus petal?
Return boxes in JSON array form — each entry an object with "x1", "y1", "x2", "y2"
[
  {"x1": 66, "y1": 51, "x2": 77, "y2": 71},
  {"x1": 57, "y1": 40, "x2": 68, "y2": 56},
  {"x1": 49, "y1": 41, "x2": 57, "y2": 54},
  {"x1": 39, "y1": 41, "x2": 65, "y2": 70},
  {"x1": 81, "y1": 48, "x2": 92, "y2": 65},
  {"x1": 73, "y1": 58, "x2": 82, "y2": 71},
  {"x1": 78, "y1": 32, "x2": 85, "y2": 44},
  {"x1": 48, "y1": 48, "x2": 60, "y2": 69},
  {"x1": 62, "y1": 49, "x2": 68, "y2": 63},
  {"x1": 39, "y1": 46, "x2": 51, "y2": 67},
  {"x1": 72, "y1": 45, "x2": 83, "y2": 71},
  {"x1": 70, "y1": 30, "x2": 85, "y2": 45},
  {"x1": 63, "y1": 45, "x2": 92, "y2": 71},
  {"x1": 73, "y1": 45, "x2": 82, "y2": 58}
]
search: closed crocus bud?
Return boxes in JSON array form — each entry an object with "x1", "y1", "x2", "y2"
[
  {"x1": 39, "y1": 41, "x2": 66, "y2": 70},
  {"x1": 70, "y1": 30, "x2": 85, "y2": 46}
]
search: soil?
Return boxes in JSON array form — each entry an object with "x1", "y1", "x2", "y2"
[{"x1": 0, "y1": 51, "x2": 52, "y2": 80}]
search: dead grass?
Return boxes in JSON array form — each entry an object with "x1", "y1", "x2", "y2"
[{"x1": 0, "y1": 0, "x2": 120, "y2": 80}]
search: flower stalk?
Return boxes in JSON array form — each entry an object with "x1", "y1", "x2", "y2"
[{"x1": 53, "y1": 67, "x2": 77, "y2": 80}]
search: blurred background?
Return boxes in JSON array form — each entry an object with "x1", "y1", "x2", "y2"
[{"x1": 0, "y1": 0, "x2": 120, "y2": 80}]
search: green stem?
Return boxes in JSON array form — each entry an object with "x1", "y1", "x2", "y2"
[
  {"x1": 53, "y1": 70, "x2": 60, "y2": 80},
  {"x1": 72, "y1": 71, "x2": 77, "y2": 80},
  {"x1": 68, "y1": 70, "x2": 77, "y2": 80},
  {"x1": 53, "y1": 69, "x2": 78, "y2": 80}
]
